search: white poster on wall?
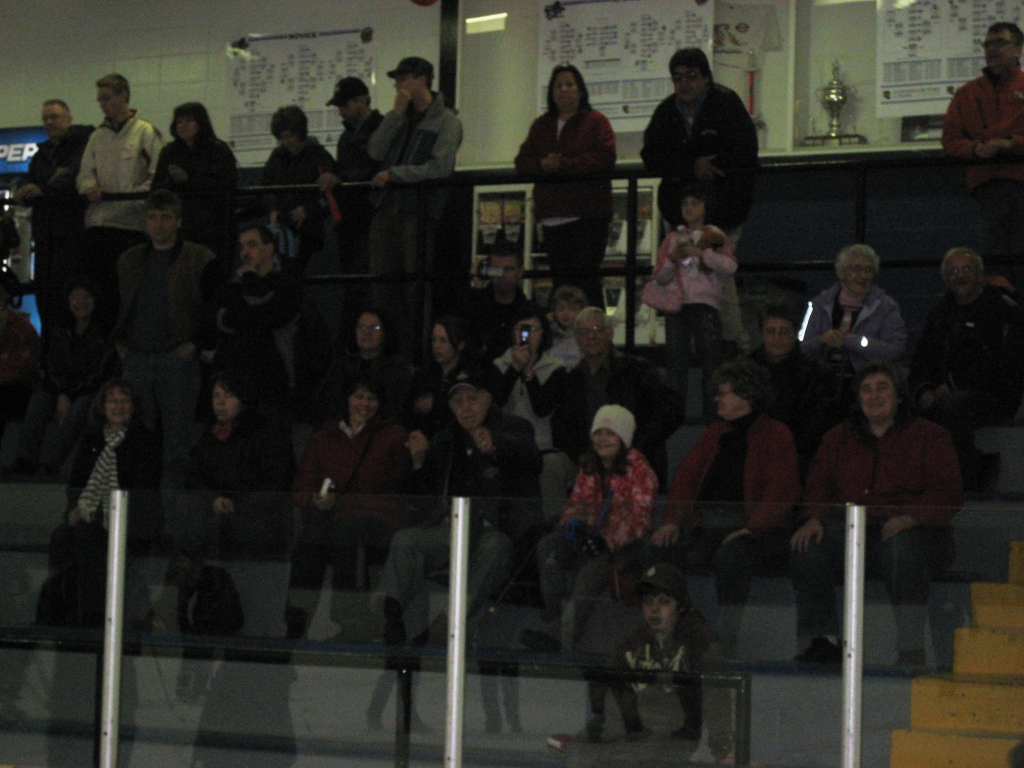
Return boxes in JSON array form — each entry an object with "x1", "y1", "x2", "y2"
[
  {"x1": 227, "y1": 27, "x2": 376, "y2": 167},
  {"x1": 876, "y1": 0, "x2": 1024, "y2": 118},
  {"x1": 537, "y1": 0, "x2": 715, "y2": 133}
]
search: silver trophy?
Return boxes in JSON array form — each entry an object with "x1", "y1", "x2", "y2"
[{"x1": 803, "y1": 62, "x2": 867, "y2": 146}]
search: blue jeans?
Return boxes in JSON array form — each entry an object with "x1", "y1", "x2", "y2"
[
  {"x1": 791, "y1": 518, "x2": 953, "y2": 653},
  {"x1": 122, "y1": 351, "x2": 201, "y2": 490},
  {"x1": 16, "y1": 390, "x2": 92, "y2": 472},
  {"x1": 664, "y1": 303, "x2": 722, "y2": 420}
]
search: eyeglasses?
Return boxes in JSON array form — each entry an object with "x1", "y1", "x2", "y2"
[
  {"x1": 947, "y1": 266, "x2": 978, "y2": 277},
  {"x1": 357, "y1": 323, "x2": 383, "y2": 332},
  {"x1": 844, "y1": 264, "x2": 875, "y2": 275},
  {"x1": 672, "y1": 70, "x2": 706, "y2": 83}
]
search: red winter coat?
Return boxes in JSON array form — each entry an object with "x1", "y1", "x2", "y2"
[
  {"x1": 561, "y1": 449, "x2": 657, "y2": 551},
  {"x1": 801, "y1": 417, "x2": 963, "y2": 528},
  {"x1": 293, "y1": 419, "x2": 414, "y2": 530},
  {"x1": 666, "y1": 413, "x2": 800, "y2": 534},
  {"x1": 942, "y1": 67, "x2": 1024, "y2": 190},
  {"x1": 515, "y1": 108, "x2": 616, "y2": 220}
]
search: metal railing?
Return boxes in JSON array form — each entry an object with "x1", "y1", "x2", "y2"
[{"x1": 10, "y1": 147, "x2": 1013, "y2": 355}]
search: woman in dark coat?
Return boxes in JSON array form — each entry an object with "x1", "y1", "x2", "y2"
[
  {"x1": 153, "y1": 102, "x2": 238, "y2": 264},
  {"x1": 182, "y1": 371, "x2": 295, "y2": 562},
  {"x1": 13, "y1": 276, "x2": 118, "y2": 476},
  {"x1": 47, "y1": 378, "x2": 161, "y2": 626}
]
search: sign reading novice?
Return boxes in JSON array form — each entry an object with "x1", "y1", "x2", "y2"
[{"x1": 538, "y1": 0, "x2": 714, "y2": 133}]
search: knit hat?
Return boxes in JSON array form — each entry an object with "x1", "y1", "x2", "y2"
[
  {"x1": 591, "y1": 404, "x2": 635, "y2": 448},
  {"x1": 637, "y1": 563, "x2": 692, "y2": 612}
]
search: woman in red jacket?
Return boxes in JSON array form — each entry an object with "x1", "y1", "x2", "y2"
[
  {"x1": 790, "y1": 359, "x2": 963, "y2": 666},
  {"x1": 515, "y1": 64, "x2": 616, "y2": 308},
  {"x1": 655, "y1": 360, "x2": 801, "y2": 655},
  {"x1": 287, "y1": 376, "x2": 413, "y2": 638}
]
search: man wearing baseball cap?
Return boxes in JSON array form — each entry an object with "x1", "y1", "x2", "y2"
[
  {"x1": 318, "y1": 77, "x2": 384, "y2": 273},
  {"x1": 366, "y1": 56, "x2": 463, "y2": 352},
  {"x1": 380, "y1": 369, "x2": 540, "y2": 645}
]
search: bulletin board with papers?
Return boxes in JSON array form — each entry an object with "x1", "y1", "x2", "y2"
[
  {"x1": 876, "y1": 0, "x2": 1024, "y2": 118},
  {"x1": 537, "y1": 0, "x2": 715, "y2": 133},
  {"x1": 227, "y1": 27, "x2": 376, "y2": 167}
]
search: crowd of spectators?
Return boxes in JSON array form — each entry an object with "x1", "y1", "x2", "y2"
[{"x1": 0, "y1": 39, "x2": 1021, "y2": 728}]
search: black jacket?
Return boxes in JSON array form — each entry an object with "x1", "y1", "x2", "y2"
[
  {"x1": 67, "y1": 420, "x2": 163, "y2": 545},
  {"x1": 553, "y1": 350, "x2": 685, "y2": 482},
  {"x1": 185, "y1": 410, "x2": 294, "y2": 558},
  {"x1": 408, "y1": 408, "x2": 541, "y2": 536},
  {"x1": 333, "y1": 109, "x2": 385, "y2": 230},
  {"x1": 910, "y1": 284, "x2": 1024, "y2": 421},
  {"x1": 153, "y1": 138, "x2": 238, "y2": 256},
  {"x1": 641, "y1": 85, "x2": 758, "y2": 229},
  {"x1": 747, "y1": 344, "x2": 843, "y2": 475},
  {"x1": 20, "y1": 124, "x2": 93, "y2": 246}
]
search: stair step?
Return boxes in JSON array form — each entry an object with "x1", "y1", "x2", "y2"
[
  {"x1": 953, "y1": 627, "x2": 1024, "y2": 676},
  {"x1": 891, "y1": 728, "x2": 1020, "y2": 768},
  {"x1": 1011, "y1": 541, "x2": 1024, "y2": 585},
  {"x1": 971, "y1": 583, "x2": 1024, "y2": 629},
  {"x1": 910, "y1": 674, "x2": 1024, "y2": 734}
]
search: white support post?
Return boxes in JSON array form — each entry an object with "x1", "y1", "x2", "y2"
[
  {"x1": 99, "y1": 490, "x2": 129, "y2": 768},
  {"x1": 841, "y1": 503, "x2": 867, "y2": 768},
  {"x1": 444, "y1": 497, "x2": 470, "y2": 768}
]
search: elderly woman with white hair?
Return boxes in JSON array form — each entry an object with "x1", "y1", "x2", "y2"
[{"x1": 802, "y1": 244, "x2": 907, "y2": 402}]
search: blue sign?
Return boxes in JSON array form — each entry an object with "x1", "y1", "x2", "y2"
[{"x1": 0, "y1": 126, "x2": 48, "y2": 175}]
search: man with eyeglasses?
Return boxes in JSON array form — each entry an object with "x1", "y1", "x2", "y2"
[
  {"x1": 910, "y1": 247, "x2": 1024, "y2": 491},
  {"x1": 641, "y1": 48, "x2": 758, "y2": 232},
  {"x1": 552, "y1": 307, "x2": 685, "y2": 483},
  {"x1": 943, "y1": 22, "x2": 1024, "y2": 262}
]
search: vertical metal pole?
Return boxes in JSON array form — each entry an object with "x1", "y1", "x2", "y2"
[
  {"x1": 841, "y1": 503, "x2": 867, "y2": 768},
  {"x1": 444, "y1": 497, "x2": 471, "y2": 768},
  {"x1": 99, "y1": 490, "x2": 129, "y2": 768},
  {"x1": 734, "y1": 675, "x2": 751, "y2": 767},
  {"x1": 624, "y1": 177, "x2": 639, "y2": 352}
]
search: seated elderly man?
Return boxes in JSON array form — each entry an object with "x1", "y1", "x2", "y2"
[
  {"x1": 553, "y1": 306, "x2": 685, "y2": 482},
  {"x1": 382, "y1": 371, "x2": 541, "y2": 644},
  {"x1": 910, "y1": 247, "x2": 1024, "y2": 491},
  {"x1": 746, "y1": 301, "x2": 843, "y2": 479}
]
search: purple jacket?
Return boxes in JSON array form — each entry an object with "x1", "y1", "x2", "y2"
[{"x1": 802, "y1": 282, "x2": 907, "y2": 370}]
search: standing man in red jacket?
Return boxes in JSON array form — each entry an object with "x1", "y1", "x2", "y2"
[{"x1": 943, "y1": 22, "x2": 1024, "y2": 264}]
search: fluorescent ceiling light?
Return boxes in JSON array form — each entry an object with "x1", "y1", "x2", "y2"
[{"x1": 466, "y1": 12, "x2": 507, "y2": 34}]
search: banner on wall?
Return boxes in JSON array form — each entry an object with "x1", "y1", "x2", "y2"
[
  {"x1": 537, "y1": 0, "x2": 715, "y2": 133},
  {"x1": 876, "y1": 0, "x2": 1024, "y2": 118},
  {"x1": 227, "y1": 27, "x2": 376, "y2": 167}
]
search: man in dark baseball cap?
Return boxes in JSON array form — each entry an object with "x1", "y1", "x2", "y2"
[
  {"x1": 326, "y1": 76, "x2": 369, "y2": 107},
  {"x1": 318, "y1": 76, "x2": 383, "y2": 272},
  {"x1": 386, "y1": 56, "x2": 434, "y2": 82}
]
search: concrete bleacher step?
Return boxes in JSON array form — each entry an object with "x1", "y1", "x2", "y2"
[
  {"x1": 890, "y1": 729, "x2": 1023, "y2": 768},
  {"x1": 909, "y1": 675, "x2": 1024, "y2": 734},
  {"x1": 952, "y1": 627, "x2": 1024, "y2": 677},
  {"x1": 970, "y1": 582, "x2": 1024, "y2": 630},
  {"x1": 1010, "y1": 542, "x2": 1024, "y2": 585}
]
